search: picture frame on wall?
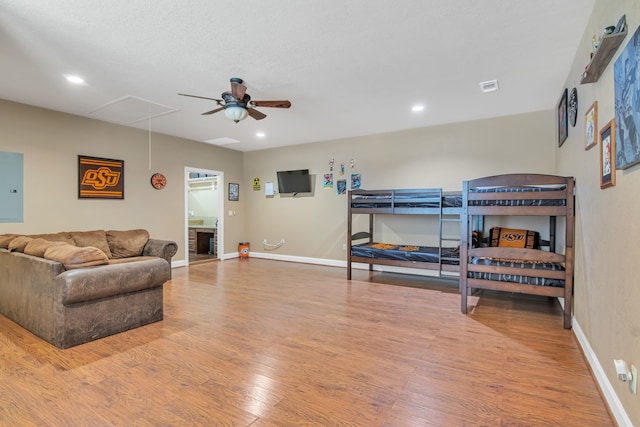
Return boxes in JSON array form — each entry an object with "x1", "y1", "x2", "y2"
[
  {"x1": 613, "y1": 24, "x2": 640, "y2": 169},
  {"x1": 585, "y1": 101, "x2": 598, "y2": 150},
  {"x1": 558, "y1": 88, "x2": 568, "y2": 147},
  {"x1": 600, "y1": 119, "x2": 616, "y2": 189},
  {"x1": 228, "y1": 182, "x2": 239, "y2": 201},
  {"x1": 78, "y1": 155, "x2": 124, "y2": 199}
]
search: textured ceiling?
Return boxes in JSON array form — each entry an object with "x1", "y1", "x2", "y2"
[{"x1": 0, "y1": 1, "x2": 594, "y2": 152}]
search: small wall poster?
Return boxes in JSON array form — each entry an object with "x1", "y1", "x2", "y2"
[
  {"x1": 324, "y1": 173, "x2": 333, "y2": 189},
  {"x1": 351, "y1": 173, "x2": 361, "y2": 189},
  {"x1": 336, "y1": 179, "x2": 347, "y2": 195}
]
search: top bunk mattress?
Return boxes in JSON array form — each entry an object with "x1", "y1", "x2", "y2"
[
  {"x1": 469, "y1": 185, "x2": 567, "y2": 206},
  {"x1": 350, "y1": 190, "x2": 462, "y2": 209}
]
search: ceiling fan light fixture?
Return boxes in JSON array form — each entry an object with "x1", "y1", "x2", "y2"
[{"x1": 224, "y1": 105, "x2": 248, "y2": 123}]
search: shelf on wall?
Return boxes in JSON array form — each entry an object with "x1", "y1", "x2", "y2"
[{"x1": 581, "y1": 29, "x2": 628, "y2": 84}]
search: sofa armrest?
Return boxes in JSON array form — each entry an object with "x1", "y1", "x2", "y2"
[{"x1": 143, "y1": 239, "x2": 178, "y2": 265}]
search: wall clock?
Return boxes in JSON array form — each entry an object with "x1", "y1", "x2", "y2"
[
  {"x1": 150, "y1": 173, "x2": 166, "y2": 190},
  {"x1": 568, "y1": 88, "x2": 578, "y2": 127}
]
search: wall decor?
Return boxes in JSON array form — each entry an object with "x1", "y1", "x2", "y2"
[
  {"x1": 568, "y1": 88, "x2": 578, "y2": 127},
  {"x1": 585, "y1": 101, "x2": 598, "y2": 150},
  {"x1": 351, "y1": 173, "x2": 361, "y2": 189},
  {"x1": 600, "y1": 119, "x2": 616, "y2": 189},
  {"x1": 557, "y1": 88, "x2": 568, "y2": 147},
  {"x1": 150, "y1": 172, "x2": 166, "y2": 190},
  {"x1": 228, "y1": 182, "x2": 239, "y2": 201},
  {"x1": 323, "y1": 173, "x2": 334, "y2": 189},
  {"x1": 336, "y1": 179, "x2": 347, "y2": 195},
  {"x1": 78, "y1": 155, "x2": 124, "y2": 199},
  {"x1": 614, "y1": 24, "x2": 640, "y2": 169}
]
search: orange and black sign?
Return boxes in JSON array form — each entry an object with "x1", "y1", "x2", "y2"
[{"x1": 78, "y1": 155, "x2": 124, "y2": 199}]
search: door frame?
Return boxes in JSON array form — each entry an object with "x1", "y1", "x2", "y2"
[{"x1": 184, "y1": 167, "x2": 224, "y2": 263}]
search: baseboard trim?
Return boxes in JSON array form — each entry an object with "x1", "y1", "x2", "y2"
[
  {"x1": 247, "y1": 251, "x2": 345, "y2": 267},
  {"x1": 246, "y1": 252, "x2": 459, "y2": 280},
  {"x1": 573, "y1": 319, "x2": 632, "y2": 427}
]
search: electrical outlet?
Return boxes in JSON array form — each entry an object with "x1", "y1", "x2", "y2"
[{"x1": 631, "y1": 365, "x2": 638, "y2": 395}]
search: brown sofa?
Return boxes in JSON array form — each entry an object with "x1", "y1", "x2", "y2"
[{"x1": 0, "y1": 229, "x2": 178, "y2": 349}]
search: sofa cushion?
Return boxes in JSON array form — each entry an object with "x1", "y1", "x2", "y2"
[
  {"x1": 106, "y1": 229, "x2": 149, "y2": 259},
  {"x1": 69, "y1": 230, "x2": 112, "y2": 258},
  {"x1": 24, "y1": 238, "x2": 66, "y2": 257},
  {"x1": 43, "y1": 243, "x2": 109, "y2": 269},
  {"x1": 30, "y1": 232, "x2": 75, "y2": 245},
  {"x1": 8, "y1": 236, "x2": 33, "y2": 253},
  {"x1": 0, "y1": 234, "x2": 20, "y2": 249}
]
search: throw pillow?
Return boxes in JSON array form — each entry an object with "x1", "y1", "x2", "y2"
[
  {"x1": 489, "y1": 227, "x2": 539, "y2": 249},
  {"x1": 0, "y1": 234, "x2": 20, "y2": 249},
  {"x1": 43, "y1": 243, "x2": 109, "y2": 269},
  {"x1": 24, "y1": 238, "x2": 66, "y2": 258},
  {"x1": 8, "y1": 236, "x2": 33, "y2": 253},
  {"x1": 106, "y1": 229, "x2": 150, "y2": 259},
  {"x1": 69, "y1": 230, "x2": 112, "y2": 258}
]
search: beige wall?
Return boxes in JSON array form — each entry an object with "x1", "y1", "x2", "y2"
[
  {"x1": 243, "y1": 110, "x2": 557, "y2": 261},
  {"x1": 559, "y1": 0, "x2": 640, "y2": 423},
  {"x1": 0, "y1": 99, "x2": 245, "y2": 263},
  {"x1": 2, "y1": 5, "x2": 639, "y2": 418}
]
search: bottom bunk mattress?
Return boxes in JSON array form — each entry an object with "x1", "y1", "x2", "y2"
[
  {"x1": 468, "y1": 257, "x2": 565, "y2": 287},
  {"x1": 351, "y1": 242, "x2": 459, "y2": 264}
]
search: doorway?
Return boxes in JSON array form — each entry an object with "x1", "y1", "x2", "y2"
[{"x1": 184, "y1": 167, "x2": 224, "y2": 264}]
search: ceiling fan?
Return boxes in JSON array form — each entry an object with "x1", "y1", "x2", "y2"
[{"x1": 178, "y1": 77, "x2": 291, "y2": 123}]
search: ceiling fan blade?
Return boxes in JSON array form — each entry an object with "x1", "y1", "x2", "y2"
[
  {"x1": 178, "y1": 93, "x2": 223, "y2": 104},
  {"x1": 250, "y1": 100, "x2": 291, "y2": 109},
  {"x1": 231, "y1": 80, "x2": 247, "y2": 101},
  {"x1": 201, "y1": 107, "x2": 225, "y2": 115},
  {"x1": 247, "y1": 108, "x2": 267, "y2": 120}
]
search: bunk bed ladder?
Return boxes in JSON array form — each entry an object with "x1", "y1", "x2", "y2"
[{"x1": 438, "y1": 189, "x2": 460, "y2": 279}]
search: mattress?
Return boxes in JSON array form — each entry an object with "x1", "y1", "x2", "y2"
[
  {"x1": 351, "y1": 192, "x2": 462, "y2": 209},
  {"x1": 469, "y1": 186, "x2": 567, "y2": 207},
  {"x1": 351, "y1": 242, "x2": 459, "y2": 264},
  {"x1": 468, "y1": 257, "x2": 565, "y2": 287}
]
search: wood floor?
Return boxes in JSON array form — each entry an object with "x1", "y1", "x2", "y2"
[{"x1": 0, "y1": 259, "x2": 613, "y2": 426}]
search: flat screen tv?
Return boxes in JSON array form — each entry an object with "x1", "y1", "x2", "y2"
[{"x1": 277, "y1": 169, "x2": 311, "y2": 194}]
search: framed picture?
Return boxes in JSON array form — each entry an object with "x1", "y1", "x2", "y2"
[
  {"x1": 228, "y1": 183, "x2": 239, "y2": 201},
  {"x1": 557, "y1": 88, "x2": 568, "y2": 147},
  {"x1": 600, "y1": 119, "x2": 616, "y2": 189},
  {"x1": 78, "y1": 155, "x2": 124, "y2": 199},
  {"x1": 613, "y1": 24, "x2": 640, "y2": 169},
  {"x1": 585, "y1": 101, "x2": 598, "y2": 150}
]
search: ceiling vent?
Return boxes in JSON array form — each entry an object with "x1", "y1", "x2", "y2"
[
  {"x1": 205, "y1": 137, "x2": 240, "y2": 146},
  {"x1": 479, "y1": 80, "x2": 500, "y2": 93}
]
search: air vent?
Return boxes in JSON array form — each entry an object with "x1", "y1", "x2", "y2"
[
  {"x1": 204, "y1": 137, "x2": 240, "y2": 146},
  {"x1": 479, "y1": 80, "x2": 500, "y2": 93}
]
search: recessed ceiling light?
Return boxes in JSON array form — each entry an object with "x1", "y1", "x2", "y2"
[
  {"x1": 412, "y1": 105, "x2": 425, "y2": 112},
  {"x1": 256, "y1": 132, "x2": 265, "y2": 138},
  {"x1": 65, "y1": 74, "x2": 85, "y2": 85}
]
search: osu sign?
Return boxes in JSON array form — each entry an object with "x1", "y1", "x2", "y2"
[{"x1": 78, "y1": 155, "x2": 124, "y2": 199}]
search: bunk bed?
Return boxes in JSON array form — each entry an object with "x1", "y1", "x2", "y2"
[
  {"x1": 347, "y1": 188, "x2": 462, "y2": 280},
  {"x1": 459, "y1": 174, "x2": 575, "y2": 329}
]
